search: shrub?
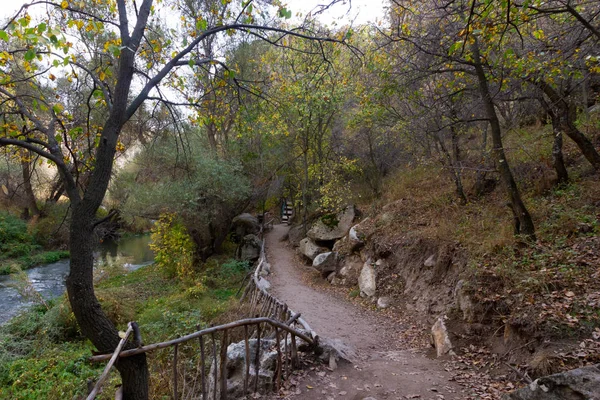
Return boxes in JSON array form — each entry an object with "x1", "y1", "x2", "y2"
[
  {"x1": 0, "y1": 212, "x2": 36, "y2": 258},
  {"x1": 150, "y1": 213, "x2": 195, "y2": 280}
]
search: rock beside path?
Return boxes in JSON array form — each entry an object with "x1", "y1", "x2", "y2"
[
  {"x1": 238, "y1": 234, "x2": 262, "y2": 262},
  {"x1": 231, "y1": 213, "x2": 260, "y2": 240},
  {"x1": 307, "y1": 206, "x2": 356, "y2": 242},
  {"x1": 431, "y1": 316, "x2": 453, "y2": 357},
  {"x1": 299, "y1": 238, "x2": 329, "y2": 261},
  {"x1": 312, "y1": 252, "x2": 338, "y2": 275},
  {"x1": 358, "y1": 262, "x2": 376, "y2": 297},
  {"x1": 208, "y1": 339, "x2": 277, "y2": 400},
  {"x1": 503, "y1": 364, "x2": 600, "y2": 400}
]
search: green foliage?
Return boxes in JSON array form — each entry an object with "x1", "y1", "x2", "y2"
[
  {"x1": 32, "y1": 202, "x2": 71, "y2": 249},
  {"x1": 218, "y1": 259, "x2": 250, "y2": 279},
  {"x1": 0, "y1": 211, "x2": 69, "y2": 275},
  {"x1": 112, "y1": 134, "x2": 250, "y2": 219},
  {"x1": 0, "y1": 212, "x2": 36, "y2": 258},
  {"x1": 150, "y1": 213, "x2": 196, "y2": 280}
]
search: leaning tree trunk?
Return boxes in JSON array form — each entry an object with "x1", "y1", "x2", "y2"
[
  {"x1": 535, "y1": 79, "x2": 600, "y2": 171},
  {"x1": 65, "y1": 4, "x2": 153, "y2": 392},
  {"x1": 471, "y1": 40, "x2": 536, "y2": 240},
  {"x1": 67, "y1": 209, "x2": 149, "y2": 399}
]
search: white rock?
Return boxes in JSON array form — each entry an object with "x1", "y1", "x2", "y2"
[
  {"x1": 359, "y1": 262, "x2": 377, "y2": 297},
  {"x1": 312, "y1": 252, "x2": 338, "y2": 274},
  {"x1": 377, "y1": 296, "x2": 392, "y2": 309},
  {"x1": 256, "y1": 277, "x2": 271, "y2": 291},
  {"x1": 298, "y1": 238, "x2": 328, "y2": 261},
  {"x1": 424, "y1": 254, "x2": 436, "y2": 267},
  {"x1": 307, "y1": 206, "x2": 355, "y2": 241}
]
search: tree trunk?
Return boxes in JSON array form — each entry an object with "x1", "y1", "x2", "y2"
[
  {"x1": 535, "y1": 79, "x2": 600, "y2": 170},
  {"x1": 21, "y1": 155, "x2": 40, "y2": 218},
  {"x1": 474, "y1": 124, "x2": 490, "y2": 197},
  {"x1": 548, "y1": 109, "x2": 569, "y2": 184},
  {"x1": 472, "y1": 40, "x2": 536, "y2": 240},
  {"x1": 66, "y1": 209, "x2": 149, "y2": 400}
]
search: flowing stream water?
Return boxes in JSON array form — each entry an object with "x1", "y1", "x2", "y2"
[{"x1": 0, "y1": 235, "x2": 154, "y2": 325}]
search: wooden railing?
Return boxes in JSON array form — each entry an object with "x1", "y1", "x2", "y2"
[
  {"x1": 241, "y1": 240, "x2": 318, "y2": 343},
  {"x1": 88, "y1": 224, "x2": 318, "y2": 400}
]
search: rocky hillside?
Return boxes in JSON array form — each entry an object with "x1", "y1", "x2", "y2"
[{"x1": 287, "y1": 179, "x2": 600, "y2": 393}]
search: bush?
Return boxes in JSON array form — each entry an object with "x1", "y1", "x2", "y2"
[
  {"x1": 33, "y1": 202, "x2": 70, "y2": 249},
  {"x1": 0, "y1": 212, "x2": 36, "y2": 259},
  {"x1": 150, "y1": 213, "x2": 195, "y2": 280}
]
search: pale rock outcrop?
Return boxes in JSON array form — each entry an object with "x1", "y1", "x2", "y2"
[
  {"x1": 503, "y1": 364, "x2": 600, "y2": 400},
  {"x1": 317, "y1": 337, "x2": 357, "y2": 364},
  {"x1": 359, "y1": 262, "x2": 377, "y2": 297},
  {"x1": 377, "y1": 296, "x2": 392, "y2": 309},
  {"x1": 298, "y1": 238, "x2": 328, "y2": 261},
  {"x1": 424, "y1": 254, "x2": 436, "y2": 267},
  {"x1": 312, "y1": 252, "x2": 338, "y2": 275},
  {"x1": 431, "y1": 316, "x2": 453, "y2": 357},
  {"x1": 208, "y1": 339, "x2": 277, "y2": 400},
  {"x1": 256, "y1": 276, "x2": 271, "y2": 291},
  {"x1": 307, "y1": 206, "x2": 355, "y2": 242}
]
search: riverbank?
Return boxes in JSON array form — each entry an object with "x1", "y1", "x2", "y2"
[
  {"x1": 0, "y1": 251, "x2": 249, "y2": 399},
  {"x1": 0, "y1": 250, "x2": 70, "y2": 276}
]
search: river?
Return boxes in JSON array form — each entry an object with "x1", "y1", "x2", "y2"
[{"x1": 0, "y1": 235, "x2": 154, "y2": 325}]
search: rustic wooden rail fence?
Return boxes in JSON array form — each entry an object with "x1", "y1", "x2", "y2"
[{"x1": 88, "y1": 224, "x2": 319, "y2": 399}]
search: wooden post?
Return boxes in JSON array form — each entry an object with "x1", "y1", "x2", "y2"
[
  {"x1": 274, "y1": 327, "x2": 282, "y2": 392},
  {"x1": 219, "y1": 330, "x2": 228, "y2": 400},
  {"x1": 243, "y1": 325, "x2": 250, "y2": 396},
  {"x1": 283, "y1": 331, "x2": 289, "y2": 379},
  {"x1": 198, "y1": 330, "x2": 206, "y2": 400},
  {"x1": 211, "y1": 332, "x2": 218, "y2": 399},
  {"x1": 86, "y1": 323, "x2": 133, "y2": 400},
  {"x1": 291, "y1": 334, "x2": 298, "y2": 368},
  {"x1": 173, "y1": 343, "x2": 178, "y2": 400},
  {"x1": 253, "y1": 323, "x2": 261, "y2": 393}
]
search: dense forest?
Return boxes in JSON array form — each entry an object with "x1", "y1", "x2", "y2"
[{"x1": 1, "y1": 0, "x2": 599, "y2": 399}]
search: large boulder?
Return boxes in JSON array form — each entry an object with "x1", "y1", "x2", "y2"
[
  {"x1": 312, "y1": 252, "x2": 338, "y2": 275},
  {"x1": 503, "y1": 364, "x2": 600, "y2": 400},
  {"x1": 307, "y1": 206, "x2": 356, "y2": 242},
  {"x1": 299, "y1": 238, "x2": 329, "y2": 261},
  {"x1": 316, "y1": 337, "x2": 357, "y2": 365},
  {"x1": 287, "y1": 224, "x2": 306, "y2": 247},
  {"x1": 208, "y1": 338, "x2": 278, "y2": 400},
  {"x1": 231, "y1": 213, "x2": 260, "y2": 242},
  {"x1": 237, "y1": 234, "x2": 262, "y2": 262},
  {"x1": 359, "y1": 261, "x2": 377, "y2": 297}
]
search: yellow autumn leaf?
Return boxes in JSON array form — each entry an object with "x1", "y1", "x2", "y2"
[
  {"x1": 61, "y1": 0, "x2": 68, "y2": 9},
  {"x1": 99, "y1": 71, "x2": 106, "y2": 81}
]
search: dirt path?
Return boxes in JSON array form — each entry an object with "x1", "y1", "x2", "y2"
[{"x1": 265, "y1": 224, "x2": 468, "y2": 400}]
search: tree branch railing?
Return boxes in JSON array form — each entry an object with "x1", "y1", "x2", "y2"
[{"x1": 87, "y1": 224, "x2": 319, "y2": 399}]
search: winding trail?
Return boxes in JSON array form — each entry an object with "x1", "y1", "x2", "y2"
[{"x1": 265, "y1": 224, "x2": 466, "y2": 400}]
